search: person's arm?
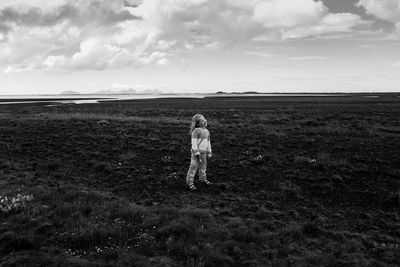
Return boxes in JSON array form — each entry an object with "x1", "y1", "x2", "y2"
[
  {"x1": 207, "y1": 134, "x2": 212, "y2": 158},
  {"x1": 191, "y1": 129, "x2": 200, "y2": 155}
]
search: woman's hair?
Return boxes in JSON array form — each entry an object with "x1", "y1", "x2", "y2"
[{"x1": 189, "y1": 114, "x2": 203, "y2": 135}]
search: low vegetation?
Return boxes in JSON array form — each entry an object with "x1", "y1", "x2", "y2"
[{"x1": 0, "y1": 96, "x2": 399, "y2": 266}]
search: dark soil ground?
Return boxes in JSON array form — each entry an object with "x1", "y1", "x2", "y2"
[{"x1": 0, "y1": 95, "x2": 399, "y2": 266}]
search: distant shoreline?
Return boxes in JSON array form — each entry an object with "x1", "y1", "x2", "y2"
[
  {"x1": 0, "y1": 92, "x2": 398, "y2": 105},
  {"x1": 1, "y1": 92, "x2": 399, "y2": 97},
  {"x1": 0, "y1": 97, "x2": 112, "y2": 102}
]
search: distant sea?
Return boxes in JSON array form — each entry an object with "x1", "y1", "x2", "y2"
[
  {"x1": 0, "y1": 93, "x2": 353, "y2": 105},
  {"x1": 0, "y1": 94, "x2": 209, "y2": 104}
]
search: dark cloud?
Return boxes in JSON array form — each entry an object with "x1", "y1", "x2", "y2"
[
  {"x1": 322, "y1": 0, "x2": 394, "y2": 32},
  {"x1": 322, "y1": 0, "x2": 363, "y2": 15},
  {"x1": 124, "y1": 0, "x2": 140, "y2": 8},
  {"x1": 0, "y1": 6, "x2": 78, "y2": 28},
  {"x1": 0, "y1": 22, "x2": 11, "y2": 34},
  {"x1": 0, "y1": 2, "x2": 141, "y2": 34},
  {"x1": 89, "y1": 3, "x2": 140, "y2": 25}
]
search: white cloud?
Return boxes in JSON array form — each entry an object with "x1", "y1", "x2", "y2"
[
  {"x1": 390, "y1": 61, "x2": 400, "y2": 67},
  {"x1": 156, "y1": 58, "x2": 171, "y2": 66},
  {"x1": 1, "y1": 0, "x2": 368, "y2": 72},
  {"x1": 253, "y1": 0, "x2": 327, "y2": 28},
  {"x1": 42, "y1": 37, "x2": 157, "y2": 70},
  {"x1": 43, "y1": 38, "x2": 126, "y2": 70},
  {"x1": 128, "y1": 0, "x2": 366, "y2": 47},
  {"x1": 357, "y1": 0, "x2": 400, "y2": 23},
  {"x1": 282, "y1": 13, "x2": 367, "y2": 39},
  {"x1": 156, "y1": 40, "x2": 177, "y2": 51},
  {"x1": 4, "y1": 65, "x2": 35, "y2": 73},
  {"x1": 112, "y1": 83, "x2": 135, "y2": 88},
  {"x1": 244, "y1": 51, "x2": 276, "y2": 58},
  {"x1": 357, "y1": 0, "x2": 400, "y2": 38},
  {"x1": 0, "y1": 0, "x2": 144, "y2": 71},
  {"x1": 289, "y1": 56, "x2": 333, "y2": 60}
]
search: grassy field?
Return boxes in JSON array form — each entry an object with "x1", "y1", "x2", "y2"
[{"x1": 0, "y1": 95, "x2": 399, "y2": 266}]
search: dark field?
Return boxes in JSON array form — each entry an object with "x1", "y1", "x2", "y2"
[{"x1": 0, "y1": 95, "x2": 399, "y2": 266}]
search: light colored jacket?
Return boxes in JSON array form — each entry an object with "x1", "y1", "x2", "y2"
[{"x1": 191, "y1": 128, "x2": 212, "y2": 156}]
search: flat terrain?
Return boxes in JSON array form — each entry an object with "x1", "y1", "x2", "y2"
[{"x1": 0, "y1": 95, "x2": 399, "y2": 266}]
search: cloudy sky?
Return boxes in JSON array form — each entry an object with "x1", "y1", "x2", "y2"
[{"x1": 0, "y1": 0, "x2": 399, "y2": 94}]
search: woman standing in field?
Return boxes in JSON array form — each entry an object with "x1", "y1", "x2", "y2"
[{"x1": 186, "y1": 114, "x2": 212, "y2": 191}]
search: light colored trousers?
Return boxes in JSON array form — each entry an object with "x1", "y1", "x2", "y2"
[{"x1": 186, "y1": 151, "x2": 207, "y2": 185}]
